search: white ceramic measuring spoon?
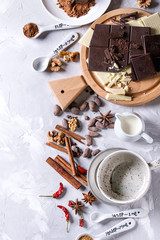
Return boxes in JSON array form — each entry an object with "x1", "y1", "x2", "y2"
[
  {"x1": 75, "y1": 218, "x2": 136, "y2": 240},
  {"x1": 32, "y1": 32, "x2": 78, "y2": 72},
  {"x1": 32, "y1": 23, "x2": 80, "y2": 39},
  {"x1": 90, "y1": 208, "x2": 147, "y2": 223}
]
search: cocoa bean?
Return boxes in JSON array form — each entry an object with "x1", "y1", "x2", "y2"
[
  {"x1": 88, "y1": 131, "x2": 100, "y2": 137},
  {"x1": 53, "y1": 104, "x2": 62, "y2": 116},
  {"x1": 88, "y1": 127, "x2": 99, "y2": 132},
  {"x1": 87, "y1": 118, "x2": 96, "y2": 127},
  {"x1": 85, "y1": 135, "x2": 92, "y2": 146},
  {"x1": 107, "y1": 123, "x2": 115, "y2": 128},
  {"x1": 80, "y1": 101, "x2": 88, "y2": 111},
  {"x1": 93, "y1": 96, "x2": 102, "y2": 107},
  {"x1": 70, "y1": 107, "x2": 80, "y2": 115},
  {"x1": 85, "y1": 116, "x2": 90, "y2": 120},
  {"x1": 92, "y1": 149, "x2": 100, "y2": 156},
  {"x1": 71, "y1": 145, "x2": 79, "y2": 153},
  {"x1": 82, "y1": 148, "x2": 91, "y2": 158},
  {"x1": 62, "y1": 118, "x2": 68, "y2": 129},
  {"x1": 95, "y1": 121, "x2": 105, "y2": 129},
  {"x1": 89, "y1": 100, "x2": 97, "y2": 112}
]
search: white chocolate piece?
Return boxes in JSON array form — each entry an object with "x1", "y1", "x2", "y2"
[
  {"x1": 105, "y1": 87, "x2": 126, "y2": 95},
  {"x1": 124, "y1": 85, "x2": 129, "y2": 93},
  {"x1": 106, "y1": 93, "x2": 132, "y2": 101},
  {"x1": 142, "y1": 12, "x2": 160, "y2": 34},
  {"x1": 127, "y1": 18, "x2": 144, "y2": 27},
  {"x1": 94, "y1": 67, "x2": 132, "y2": 87},
  {"x1": 79, "y1": 28, "x2": 94, "y2": 48}
]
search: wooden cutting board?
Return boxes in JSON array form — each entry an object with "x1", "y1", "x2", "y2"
[
  {"x1": 81, "y1": 8, "x2": 160, "y2": 106},
  {"x1": 49, "y1": 8, "x2": 160, "y2": 110}
]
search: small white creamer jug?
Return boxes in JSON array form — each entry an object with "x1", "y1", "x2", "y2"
[{"x1": 114, "y1": 112, "x2": 153, "y2": 143}]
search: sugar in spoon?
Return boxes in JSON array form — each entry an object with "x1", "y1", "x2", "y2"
[
  {"x1": 90, "y1": 208, "x2": 147, "y2": 223},
  {"x1": 32, "y1": 31, "x2": 78, "y2": 72},
  {"x1": 23, "y1": 22, "x2": 80, "y2": 39},
  {"x1": 75, "y1": 218, "x2": 136, "y2": 240}
]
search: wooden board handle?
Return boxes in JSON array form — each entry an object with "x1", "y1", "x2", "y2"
[{"x1": 48, "y1": 75, "x2": 88, "y2": 110}]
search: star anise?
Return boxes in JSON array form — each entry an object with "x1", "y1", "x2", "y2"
[
  {"x1": 82, "y1": 191, "x2": 97, "y2": 206},
  {"x1": 68, "y1": 198, "x2": 84, "y2": 215},
  {"x1": 136, "y1": 0, "x2": 151, "y2": 8},
  {"x1": 96, "y1": 110, "x2": 114, "y2": 126}
]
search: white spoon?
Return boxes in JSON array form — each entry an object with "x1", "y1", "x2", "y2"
[
  {"x1": 90, "y1": 208, "x2": 147, "y2": 223},
  {"x1": 75, "y1": 218, "x2": 136, "y2": 240},
  {"x1": 32, "y1": 31, "x2": 78, "y2": 72},
  {"x1": 32, "y1": 23, "x2": 80, "y2": 39}
]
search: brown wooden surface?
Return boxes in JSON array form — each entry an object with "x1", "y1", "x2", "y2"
[{"x1": 81, "y1": 8, "x2": 160, "y2": 106}]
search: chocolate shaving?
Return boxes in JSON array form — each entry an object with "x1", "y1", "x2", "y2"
[
  {"x1": 120, "y1": 12, "x2": 138, "y2": 21},
  {"x1": 111, "y1": 19, "x2": 126, "y2": 26}
]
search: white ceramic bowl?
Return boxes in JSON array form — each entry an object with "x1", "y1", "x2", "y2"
[
  {"x1": 96, "y1": 150, "x2": 151, "y2": 204},
  {"x1": 41, "y1": 0, "x2": 111, "y2": 26}
]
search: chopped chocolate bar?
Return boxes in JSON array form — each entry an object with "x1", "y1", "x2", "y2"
[
  {"x1": 109, "y1": 25, "x2": 130, "y2": 71},
  {"x1": 143, "y1": 34, "x2": 160, "y2": 71},
  {"x1": 129, "y1": 26, "x2": 151, "y2": 62},
  {"x1": 131, "y1": 53, "x2": 156, "y2": 81},
  {"x1": 88, "y1": 47, "x2": 108, "y2": 72},
  {"x1": 90, "y1": 24, "x2": 110, "y2": 47}
]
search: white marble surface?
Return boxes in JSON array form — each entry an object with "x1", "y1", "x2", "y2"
[{"x1": 0, "y1": 0, "x2": 160, "y2": 240}]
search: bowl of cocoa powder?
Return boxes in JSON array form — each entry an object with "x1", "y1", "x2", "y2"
[{"x1": 41, "y1": 0, "x2": 111, "y2": 25}]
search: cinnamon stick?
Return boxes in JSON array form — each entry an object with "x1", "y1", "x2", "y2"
[
  {"x1": 46, "y1": 157, "x2": 82, "y2": 189},
  {"x1": 57, "y1": 155, "x2": 87, "y2": 183},
  {"x1": 55, "y1": 125, "x2": 85, "y2": 144},
  {"x1": 46, "y1": 142, "x2": 68, "y2": 154},
  {"x1": 55, "y1": 156, "x2": 88, "y2": 186},
  {"x1": 65, "y1": 136, "x2": 76, "y2": 176}
]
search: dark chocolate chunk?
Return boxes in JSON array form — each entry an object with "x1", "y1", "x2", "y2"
[
  {"x1": 143, "y1": 35, "x2": 160, "y2": 72},
  {"x1": 131, "y1": 53, "x2": 156, "y2": 80},
  {"x1": 152, "y1": 57, "x2": 160, "y2": 72},
  {"x1": 129, "y1": 26, "x2": 151, "y2": 62},
  {"x1": 131, "y1": 63, "x2": 137, "y2": 81},
  {"x1": 90, "y1": 24, "x2": 110, "y2": 47},
  {"x1": 111, "y1": 19, "x2": 126, "y2": 26},
  {"x1": 120, "y1": 12, "x2": 138, "y2": 21},
  {"x1": 88, "y1": 47, "x2": 108, "y2": 72},
  {"x1": 144, "y1": 34, "x2": 160, "y2": 57}
]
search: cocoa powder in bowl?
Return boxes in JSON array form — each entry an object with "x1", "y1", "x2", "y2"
[
  {"x1": 23, "y1": 23, "x2": 39, "y2": 38},
  {"x1": 57, "y1": 0, "x2": 95, "y2": 18}
]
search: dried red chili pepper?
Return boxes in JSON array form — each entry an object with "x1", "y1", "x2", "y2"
[
  {"x1": 57, "y1": 205, "x2": 69, "y2": 232},
  {"x1": 79, "y1": 218, "x2": 84, "y2": 227},
  {"x1": 77, "y1": 165, "x2": 87, "y2": 175},
  {"x1": 39, "y1": 182, "x2": 63, "y2": 198}
]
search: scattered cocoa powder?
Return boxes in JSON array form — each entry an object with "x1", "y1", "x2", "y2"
[
  {"x1": 23, "y1": 23, "x2": 39, "y2": 38},
  {"x1": 57, "y1": 0, "x2": 95, "y2": 18}
]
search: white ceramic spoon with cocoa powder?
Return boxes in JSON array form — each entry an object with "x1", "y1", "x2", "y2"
[
  {"x1": 75, "y1": 218, "x2": 136, "y2": 240},
  {"x1": 23, "y1": 22, "x2": 80, "y2": 39}
]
